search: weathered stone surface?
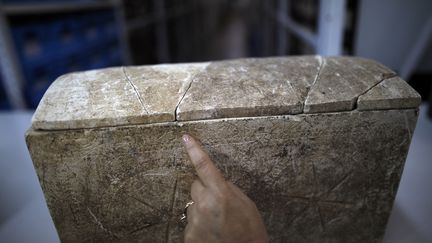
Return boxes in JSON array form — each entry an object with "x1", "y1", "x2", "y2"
[
  {"x1": 357, "y1": 77, "x2": 421, "y2": 110},
  {"x1": 304, "y1": 57, "x2": 396, "y2": 113},
  {"x1": 176, "y1": 56, "x2": 320, "y2": 121},
  {"x1": 32, "y1": 63, "x2": 208, "y2": 130},
  {"x1": 32, "y1": 56, "x2": 419, "y2": 129},
  {"x1": 26, "y1": 56, "x2": 421, "y2": 243},
  {"x1": 27, "y1": 109, "x2": 418, "y2": 243}
]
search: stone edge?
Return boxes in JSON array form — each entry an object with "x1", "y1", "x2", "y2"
[{"x1": 31, "y1": 57, "x2": 421, "y2": 130}]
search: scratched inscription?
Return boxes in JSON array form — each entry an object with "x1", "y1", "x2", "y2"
[{"x1": 26, "y1": 109, "x2": 417, "y2": 243}]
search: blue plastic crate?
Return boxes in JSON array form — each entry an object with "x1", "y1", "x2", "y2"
[
  {"x1": 50, "y1": 17, "x2": 82, "y2": 56},
  {"x1": 11, "y1": 9, "x2": 123, "y2": 108},
  {"x1": 23, "y1": 62, "x2": 63, "y2": 108},
  {"x1": 106, "y1": 41, "x2": 122, "y2": 65},
  {"x1": 3, "y1": 0, "x2": 94, "y2": 3},
  {"x1": 12, "y1": 21, "x2": 80, "y2": 73},
  {"x1": 98, "y1": 11, "x2": 118, "y2": 40},
  {"x1": 78, "y1": 11, "x2": 117, "y2": 48},
  {"x1": 26, "y1": 82, "x2": 50, "y2": 108},
  {"x1": 81, "y1": 38, "x2": 121, "y2": 69},
  {"x1": 12, "y1": 23, "x2": 54, "y2": 66}
]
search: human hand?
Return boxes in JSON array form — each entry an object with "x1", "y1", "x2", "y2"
[{"x1": 182, "y1": 134, "x2": 268, "y2": 243}]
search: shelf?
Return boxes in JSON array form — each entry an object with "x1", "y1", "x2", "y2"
[
  {"x1": 126, "y1": 6, "x2": 193, "y2": 31},
  {"x1": 1, "y1": 1, "x2": 115, "y2": 15}
]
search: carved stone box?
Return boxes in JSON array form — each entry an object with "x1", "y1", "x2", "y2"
[{"x1": 26, "y1": 56, "x2": 421, "y2": 243}]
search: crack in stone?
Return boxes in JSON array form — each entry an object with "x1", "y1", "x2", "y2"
[
  {"x1": 353, "y1": 73, "x2": 398, "y2": 110},
  {"x1": 122, "y1": 67, "x2": 149, "y2": 114},
  {"x1": 303, "y1": 56, "x2": 325, "y2": 112},
  {"x1": 174, "y1": 73, "x2": 196, "y2": 121}
]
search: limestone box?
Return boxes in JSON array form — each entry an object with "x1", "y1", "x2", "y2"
[{"x1": 26, "y1": 56, "x2": 421, "y2": 242}]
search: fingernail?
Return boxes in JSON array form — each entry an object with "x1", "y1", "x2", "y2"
[{"x1": 182, "y1": 134, "x2": 191, "y2": 144}]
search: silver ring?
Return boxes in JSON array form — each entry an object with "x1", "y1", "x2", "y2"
[{"x1": 180, "y1": 201, "x2": 195, "y2": 221}]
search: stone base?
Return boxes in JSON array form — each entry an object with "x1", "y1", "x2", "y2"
[{"x1": 26, "y1": 109, "x2": 417, "y2": 243}]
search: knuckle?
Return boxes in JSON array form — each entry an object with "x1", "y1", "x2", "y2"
[
  {"x1": 194, "y1": 156, "x2": 209, "y2": 171},
  {"x1": 197, "y1": 198, "x2": 214, "y2": 213},
  {"x1": 190, "y1": 213, "x2": 200, "y2": 226},
  {"x1": 191, "y1": 179, "x2": 201, "y2": 189},
  {"x1": 196, "y1": 200, "x2": 208, "y2": 212},
  {"x1": 213, "y1": 183, "x2": 230, "y2": 198},
  {"x1": 184, "y1": 231, "x2": 195, "y2": 243}
]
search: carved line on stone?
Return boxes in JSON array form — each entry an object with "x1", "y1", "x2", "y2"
[
  {"x1": 316, "y1": 204, "x2": 326, "y2": 232},
  {"x1": 69, "y1": 204, "x2": 79, "y2": 226},
  {"x1": 311, "y1": 159, "x2": 319, "y2": 188},
  {"x1": 165, "y1": 176, "x2": 178, "y2": 243},
  {"x1": 129, "y1": 195, "x2": 164, "y2": 213},
  {"x1": 278, "y1": 162, "x2": 357, "y2": 233},
  {"x1": 284, "y1": 204, "x2": 309, "y2": 229},
  {"x1": 260, "y1": 65, "x2": 302, "y2": 102},
  {"x1": 303, "y1": 56, "x2": 324, "y2": 113},
  {"x1": 128, "y1": 222, "x2": 160, "y2": 234},
  {"x1": 286, "y1": 195, "x2": 355, "y2": 207},
  {"x1": 87, "y1": 207, "x2": 120, "y2": 239},
  {"x1": 403, "y1": 112, "x2": 412, "y2": 139},
  {"x1": 325, "y1": 170, "x2": 353, "y2": 195},
  {"x1": 122, "y1": 67, "x2": 149, "y2": 114}
]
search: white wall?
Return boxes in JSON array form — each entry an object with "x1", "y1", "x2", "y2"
[{"x1": 355, "y1": 0, "x2": 432, "y2": 72}]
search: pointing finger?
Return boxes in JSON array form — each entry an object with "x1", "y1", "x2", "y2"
[
  {"x1": 190, "y1": 179, "x2": 205, "y2": 202},
  {"x1": 182, "y1": 134, "x2": 224, "y2": 187}
]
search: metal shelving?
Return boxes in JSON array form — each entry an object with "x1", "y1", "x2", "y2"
[
  {"x1": 2, "y1": 1, "x2": 113, "y2": 15},
  {"x1": 265, "y1": 0, "x2": 346, "y2": 56}
]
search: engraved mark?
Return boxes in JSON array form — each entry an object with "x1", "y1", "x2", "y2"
[
  {"x1": 165, "y1": 176, "x2": 178, "y2": 243},
  {"x1": 403, "y1": 112, "x2": 412, "y2": 139},
  {"x1": 87, "y1": 207, "x2": 119, "y2": 239},
  {"x1": 326, "y1": 171, "x2": 353, "y2": 194},
  {"x1": 274, "y1": 162, "x2": 356, "y2": 233},
  {"x1": 129, "y1": 195, "x2": 163, "y2": 213},
  {"x1": 303, "y1": 55, "x2": 325, "y2": 111},
  {"x1": 122, "y1": 67, "x2": 149, "y2": 114},
  {"x1": 129, "y1": 222, "x2": 161, "y2": 234},
  {"x1": 284, "y1": 204, "x2": 309, "y2": 228},
  {"x1": 311, "y1": 160, "x2": 318, "y2": 187},
  {"x1": 69, "y1": 204, "x2": 79, "y2": 226},
  {"x1": 317, "y1": 205, "x2": 326, "y2": 231}
]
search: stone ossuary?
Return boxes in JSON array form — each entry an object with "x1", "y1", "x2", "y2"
[{"x1": 26, "y1": 56, "x2": 421, "y2": 243}]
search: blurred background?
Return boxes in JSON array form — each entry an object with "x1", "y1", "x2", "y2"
[
  {"x1": 0, "y1": 0, "x2": 431, "y2": 242},
  {"x1": 0, "y1": 0, "x2": 431, "y2": 109}
]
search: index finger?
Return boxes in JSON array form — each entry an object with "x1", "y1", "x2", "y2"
[{"x1": 182, "y1": 134, "x2": 224, "y2": 187}]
